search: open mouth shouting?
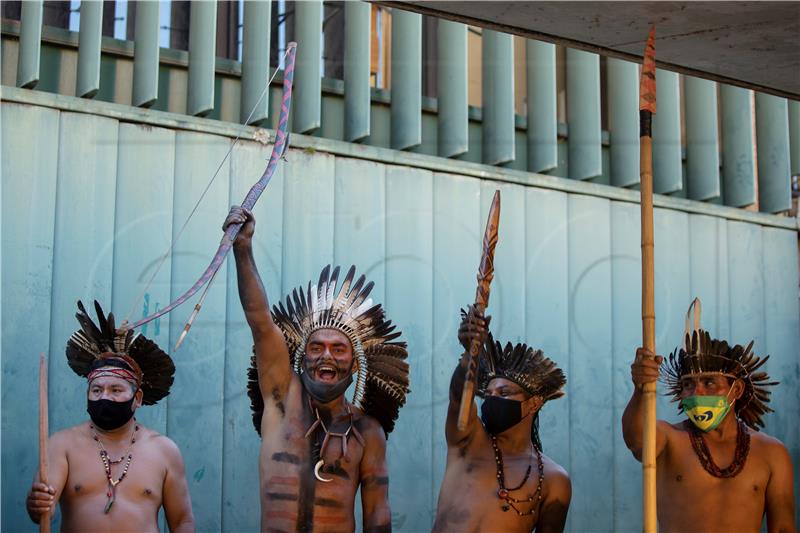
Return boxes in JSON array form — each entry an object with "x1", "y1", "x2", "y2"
[{"x1": 313, "y1": 362, "x2": 342, "y2": 383}]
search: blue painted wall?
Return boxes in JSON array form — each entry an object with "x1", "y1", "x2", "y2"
[{"x1": 2, "y1": 97, "x2": 798, "y2": 532}]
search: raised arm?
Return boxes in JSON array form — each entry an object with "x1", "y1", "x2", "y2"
[
  {"x1": 225, "y1": 207, "x2": 292, "y2": 400},
  {"x1": 26, "y1": 430, "x2": 69, "y2": 524},
  {"x1": 765, "y1": 439, "x2": 796, "y2": 533},
  {"x1": 621, "y1": 347, "x2": 669, "y2": 460},
  {"x1": 359, "y1": 419, "x2": 392, "y2": 533},
  {"x1": 445, "y1": 306, "x2": 489, "y2": 446},
  {"x1": 160, "y1": 436, "x2": 195, "y2": 533}
]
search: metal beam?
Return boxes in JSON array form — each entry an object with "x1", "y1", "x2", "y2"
[
  {"x1": 344, "y1": 1, "x2": 370, "y2": 142},
  {"x1": 652, "y1": 69, "x2": 682, "y2": 194},
  {"x1": 756, "y1": 94, "x2": 791, "y2": 213},
  {"x1": 294, "y1": 0, "x2": 322, "y2": 133},
  {"x1": 187, "y1": 0, "x2": 217, "y2": 117},
  {"x1": 76, "y1": 0, "x2": 103, "y2": 98},
  {"x1": 685, "y1": 76, "x2": 720, "y2": 200},
  {"x1": 526, "y1": 40, "x2": 556, "y2": 173},
  {"x1": 437, "y1": 20, "x2": 468, "y2": 157},
  {"x1": 566, "y1": 48, "x2": 600, "y2": 180},
  {"x1": 16, "y1": 0, "x2": 43, "y2": 89},
  {"x1": 482, "y1": 30, "x2": 514, "y2": 166},
  {"x1": 720, "y1": 85, "x2": 755, "y2": 207},
  {"x1": 132, "y1": 0, "x2": 160, "y2": 107},
  {"x1": 240, "y1": 0, "x2": 271, "y2": 125},
  {"x1": 607, "y1": 57, "x2": 639, "y2": 187},
  {"x1": 390, "y1": 9, "x2": 422, "y2": 150},
  {"x1": 790, "y1": 100, "x2": 799, "y2": 176}
]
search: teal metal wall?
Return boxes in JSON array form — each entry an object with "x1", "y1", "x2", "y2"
[{"x1": 2, "y1": 90, "x2": 799, "y2": 532}]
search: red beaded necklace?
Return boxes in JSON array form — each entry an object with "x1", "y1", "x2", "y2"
[
  {"x1": 491, "y1": 435, "x2": 544, "y2": 516},
  {"x1": 685, "y1": 419, "x2": 750, "y2": 478},
  {"x1": 90, "y1": 421, "x2": 139, "y2": 513}
]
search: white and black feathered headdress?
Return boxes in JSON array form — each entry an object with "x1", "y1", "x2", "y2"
[
  {"x1": 66, "y1": 301, "x2": 175, "y2": 405},
  {"x1": 660, "y1": 298, "x2": 777, "y2": 430},
  {"x1": 248, "y1": 265, "x2": 410, "y2": 436}
]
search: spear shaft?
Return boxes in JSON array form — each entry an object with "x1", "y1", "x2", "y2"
[
  {"x1": 639, "y1": 26, "x2": 657, "y2": 533},
  {"x1": 457, "y1": 190, "x2": 501, "y2": 431}
]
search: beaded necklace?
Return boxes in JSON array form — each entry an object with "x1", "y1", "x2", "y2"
[
  {"x1": 305, "y1": 400, "x2": 365, "y2": 481},
  {"x1": 685, "y1": 419, "x2": 750, "y2": 478},
  {"x1": 491, "y1": 435, "x2": 544, "y2": 516},
  {"x1": 90, "y1": 421, "x2": 139, "y2": 513}
]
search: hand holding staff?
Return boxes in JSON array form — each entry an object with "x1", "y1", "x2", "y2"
[
  {"x1": 638, "y1": 27, "x2": 658, "y2": 533},
  {"x1": 39, "y1": 353, "x2": 51, "y2": 533},
  {"x1": 457, "y1": 190, "x2": 501, "y2": 431}
]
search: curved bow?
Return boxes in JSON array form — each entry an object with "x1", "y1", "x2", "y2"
[{"x1": 128, "y1": 42, "x2": 298, "y2": 333}]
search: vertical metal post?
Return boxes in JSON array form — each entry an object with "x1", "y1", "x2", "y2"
[
  {"x1": 390, "y1": 9, "x2": 421, "y2": 150},
  {"x1": 482, "y1": 30, "x2": 514, "y2": 166},
  {"x1": 437, "y1": 20, "x2": 468, "y2": 158},
  {"x1": 344, "y1": 1, "x2": 370, "y2": 142},
  {"x1": 789, "y1": 100, "x2": 800, "y2": 177},
  {"x1": 685, "y1": 77, "x2": 720, "y2": 200},
  {"x1": 756, "y1": 94, "x2": 791, "y2": 213},
  {"x1": 294, "y1": 0, "x2": 322, "y2": 133},
  {"x1": 240, "y1": 0, "x2": 271, "y2": 125},
  {"x1": 17, "y1": 0, "x2": 43, "y2": 89},
  {"x1": 76, "y1": 0, "x2": 104, "y2": 98},
  {"x1": 133, "y1": 0, "x2": 160, "y2": 107},
  {"x1": 652, "y1": 70, "x2": 682, "y2": 194},
  {"x1": 526, "y1": 40, "x2": 556, "y2": 173},
  {"x1": 566, "y1": 48, "x2": 601, "y2": 180},
  {"x1": 720, "y1": 85, "x2": 756, "y2": 207},
  {"x1": 607, "y1": 57, "x2": 639, "y2": 187},
  {"x1": 187, "y1": 0, "x2": 217, "y2": 117}
]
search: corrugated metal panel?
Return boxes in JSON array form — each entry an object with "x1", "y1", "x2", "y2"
[{"x1": 1, "y1": 99, "x2": 798, "y2": 532}]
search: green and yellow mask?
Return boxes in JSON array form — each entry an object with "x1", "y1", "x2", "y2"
[{"x1": 681, "y1": 393, "x2": 734, "y2": 432}]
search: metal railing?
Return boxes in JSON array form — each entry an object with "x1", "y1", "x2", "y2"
[{"x1": 3, "y1": 0, "x2": 798, "y2": 214}]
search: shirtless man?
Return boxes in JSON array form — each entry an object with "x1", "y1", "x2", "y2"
[
  {"x1": 622, "y1": 300, "x2": 796, "y2": 532},
  {"x1": 26, "y1": 302, "x2": 194, "y2": 532},
  {"x1": 433, "y1": 307, "x2": 571, "y2": 533},
  {"x1": 226, "y1": 207, "x2": 410, "y2": 533}
]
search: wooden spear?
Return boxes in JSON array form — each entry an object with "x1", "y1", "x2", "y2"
[
  {"x1": 639, "y1": 27, "x2": 658, "y2": 533},
  {"x1": 457, "y1": 190, "x2": 501, "y2": 431},
  {"x1": 39, "y1": 352, "x2": 51, "y2": 533}
]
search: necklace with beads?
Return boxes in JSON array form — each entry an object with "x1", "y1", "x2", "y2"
[
  {"x1": 90, "y1": 421, "x2": 139, "y2": 513},
  {"x1": 685, "y1": 419, "x2": 750, "y2": 478},
  {"x1": 491, "y1": 435, "x2": 544, "y2": 516}
]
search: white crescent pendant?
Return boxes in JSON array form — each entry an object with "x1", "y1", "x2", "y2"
[{"x1": 314, "y1": 460, "x2": 333, "y2": 483}]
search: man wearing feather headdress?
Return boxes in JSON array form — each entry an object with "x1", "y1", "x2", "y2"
[
  {"x1": 225, "y1": 206, "x2": 410, "y2": 533},
  {"x1": 25, "y1": 301, "x2": 194, "y2": 532},
  {"x1": 623, "y1": 298, "x2": 796, "y2": 532},
  {"x1": 433, "y1": 306, "x2": 571, "y2": 533}
]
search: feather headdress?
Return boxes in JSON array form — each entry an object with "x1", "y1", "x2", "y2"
[
  {"x1": 66, "y1": 301, "x2": 175, "y2": 405},
  {"x1": 476, "y1": 332, "x2": 566, "y2": 403},
  {"x1": 660, "y1": 298, "x2": 778, "y2": 430},
  {"x1": 248, "y1": 265, "x2": 410, "y2": 436}
]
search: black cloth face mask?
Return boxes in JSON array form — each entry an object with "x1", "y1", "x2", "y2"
[
  {"x1": 480, "y1": 396, "x2": 528, "y2": 435},
  {"x1": 301, "y1": 371, "x2": 353, "y2": 404},
  {"x1": 87, "y1": 398, "x2": 136, "y2": 430}
]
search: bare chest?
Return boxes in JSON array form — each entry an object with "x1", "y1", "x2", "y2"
[{"x1": 63, "y1": 448, "x2": 165, "y2": 504}]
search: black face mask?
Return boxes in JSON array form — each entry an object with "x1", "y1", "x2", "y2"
[
  {"x1": 480, "y1": 396, "x2": 527, "y2": 435},
  {"x1": 87, "y1": 398, "x2": 136, "y2": 430},
  {"x1": 301, "y1": 371, "x2": 353, "y2": 404}
]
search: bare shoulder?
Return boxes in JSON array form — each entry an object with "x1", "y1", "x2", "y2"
[
  {"x1": 750, "y1": 429, "x2": 791, "y2": 464},
  {"x1": 50, "y1": 423, "x2": 87, "y2": 451},
  {"x1": 541, "y1": 453, "x2": 571, "y2": 499},
  {"x1": 139, "y1": 425, "x2": 184, "y2": 463},
  {"x1": 353, "y1": 412, "x2": 387, "y2": 447}
]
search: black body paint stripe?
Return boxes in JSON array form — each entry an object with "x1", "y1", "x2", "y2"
[{"x1": 272, "y1": 452, "x2": 301, "y2": 464}]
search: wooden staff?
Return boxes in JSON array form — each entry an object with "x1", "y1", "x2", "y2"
[
  {"x1": 39, "y1": 352, "x2": 51, "y2": 533},
  {"x1": 457, "y1": 190, "x2": 501, "y2": 431},
  {"x1": 639, "y1": 26, "x2": 658, "y2": 533}
]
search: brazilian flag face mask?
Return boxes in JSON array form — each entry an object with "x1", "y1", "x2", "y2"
[{"x1": 681, "y1": 392, "x2": 734, "y2": 432}]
